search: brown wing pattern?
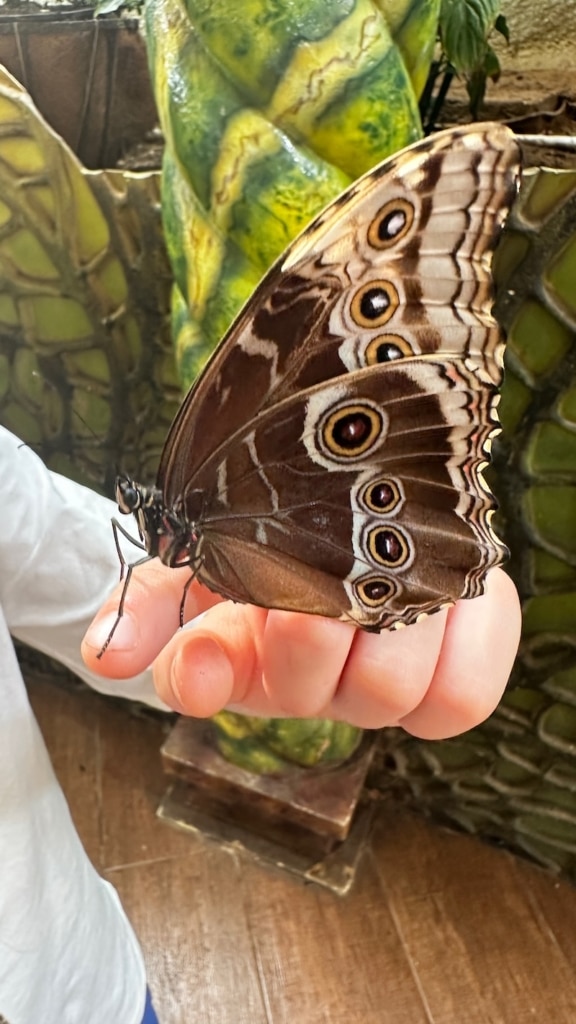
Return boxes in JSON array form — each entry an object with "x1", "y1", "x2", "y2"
[
  {"x1": 192, "y1": 357, "x2": 506, "y2": 628},
  {"x1": 155, "y1": 124, "x2": 520, "y2": 628}
]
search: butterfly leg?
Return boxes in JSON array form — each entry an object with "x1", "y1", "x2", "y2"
[
  {"x1": 96, "y1": 553, "x2": 155, "y2": 659},
  {"x1": 97, "y1": 518, "x2": 152, "y2": 658},
  {"x1": 111, "y1": 516, "x2": 147, "y2": 581},
  {"x1": 178, "y1": 556, "x2": 203, "y2": 628}
]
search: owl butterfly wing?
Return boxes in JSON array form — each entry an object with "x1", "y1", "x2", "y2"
[
  {"x1": 190, "y1": 356, "x2": 506, "y2": 629},
  {"x1": 159, "y1": 122, "x2": 520, "y2": 501}
]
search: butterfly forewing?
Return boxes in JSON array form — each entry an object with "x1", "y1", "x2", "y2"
[
  {"x1": 144, "y1": 123, "x2": 521, "y2": 629},
  {"x1": 160, "y1": 123, "x2": 517, "y2": 497}
]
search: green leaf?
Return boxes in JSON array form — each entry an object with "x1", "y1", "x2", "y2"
[
  {"x1": 466, "y1": 68, "x2": 486, "y2": 119},
  {"x1": 440, "y1": 0, "x2": 500, "y2": 73},
  {"x1": 494, "y1": 12, "x2": 510, "y2": 43},
  {"x1": 483, "y1": 44, "x2": 501, "y2": 81}
]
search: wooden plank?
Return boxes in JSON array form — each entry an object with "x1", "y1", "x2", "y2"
[
  {"x1": 513, "y1": 857, "x2": 576, "y2": 972},
  {"x1": 239, "y1": 855, "x2": 432, "y2": 1024},
  {"x1": 92, "y1": 697, "x2": 195, "y2": 870},
  {"x1": 110, "y1": 853, "x2": 268, "y2": 1024},
  {"x1": 370, "y1": 810, "x2": 576, "y2": 1023}
]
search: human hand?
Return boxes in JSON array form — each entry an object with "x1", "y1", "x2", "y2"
[{"x1": 82, "y1": 562, "x2": 521, "y2": 738}]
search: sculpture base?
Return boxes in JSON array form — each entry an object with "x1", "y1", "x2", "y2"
[{"x1": 158, "y1": 718, "x2": 377, "y2": 894}]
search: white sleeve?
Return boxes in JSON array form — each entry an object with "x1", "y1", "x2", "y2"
[
  {"x1": 0, "y1": 424, "x2": 155, "y2": 1021},
  {"x1": 0, "y1": 425, "x2": 170, "y2": 711},
  {"x1": 0, "y1": 607, "x2": 148, "y2": 1024}
]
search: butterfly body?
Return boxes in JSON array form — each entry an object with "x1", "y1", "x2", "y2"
[
  {"x1": 115, "y1": 476, "x2": 200, "y2": 568},
  {"x1": 118, "y1": 124, "x2": 521, "y2": 632}
]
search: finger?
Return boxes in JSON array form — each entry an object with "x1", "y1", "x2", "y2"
[
  {"x1": 152, "y1": 602, "x2": 268, "y2": 717},
  {"x1": 152, "y1": 606, "x2": 358, "y2": 719},
  {"x1": 81, "y1": 560, "x2": 223, "y2": 678},
  {"x1": 399, "y1": 568, "x2": 521, "y2": 739},
  {"x1": 260, "y1": 612, "x2": 356, "y2": 717},
  {"x1": 153, "y1": 601, "x2": 444, "y2": 726},
  {"x1": 328, "y1": 610, "x2": 447, "y2": 728}
]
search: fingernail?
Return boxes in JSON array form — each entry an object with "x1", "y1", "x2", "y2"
[{"x1": 85, "y1": 611, "x2": 140, "y2": 653}]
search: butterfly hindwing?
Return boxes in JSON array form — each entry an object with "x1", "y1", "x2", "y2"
[{"x1": 189, "y1": 354, "x2": 506, "y2": 628}]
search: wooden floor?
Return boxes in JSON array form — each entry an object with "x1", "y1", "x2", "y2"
[{"x1": 28, "y1": 672, "x2": 576, "y2": 1024}]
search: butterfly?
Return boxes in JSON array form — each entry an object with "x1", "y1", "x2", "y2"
[{"x1": 105, "y1": 123, "x2": 521, "y2": 655}]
